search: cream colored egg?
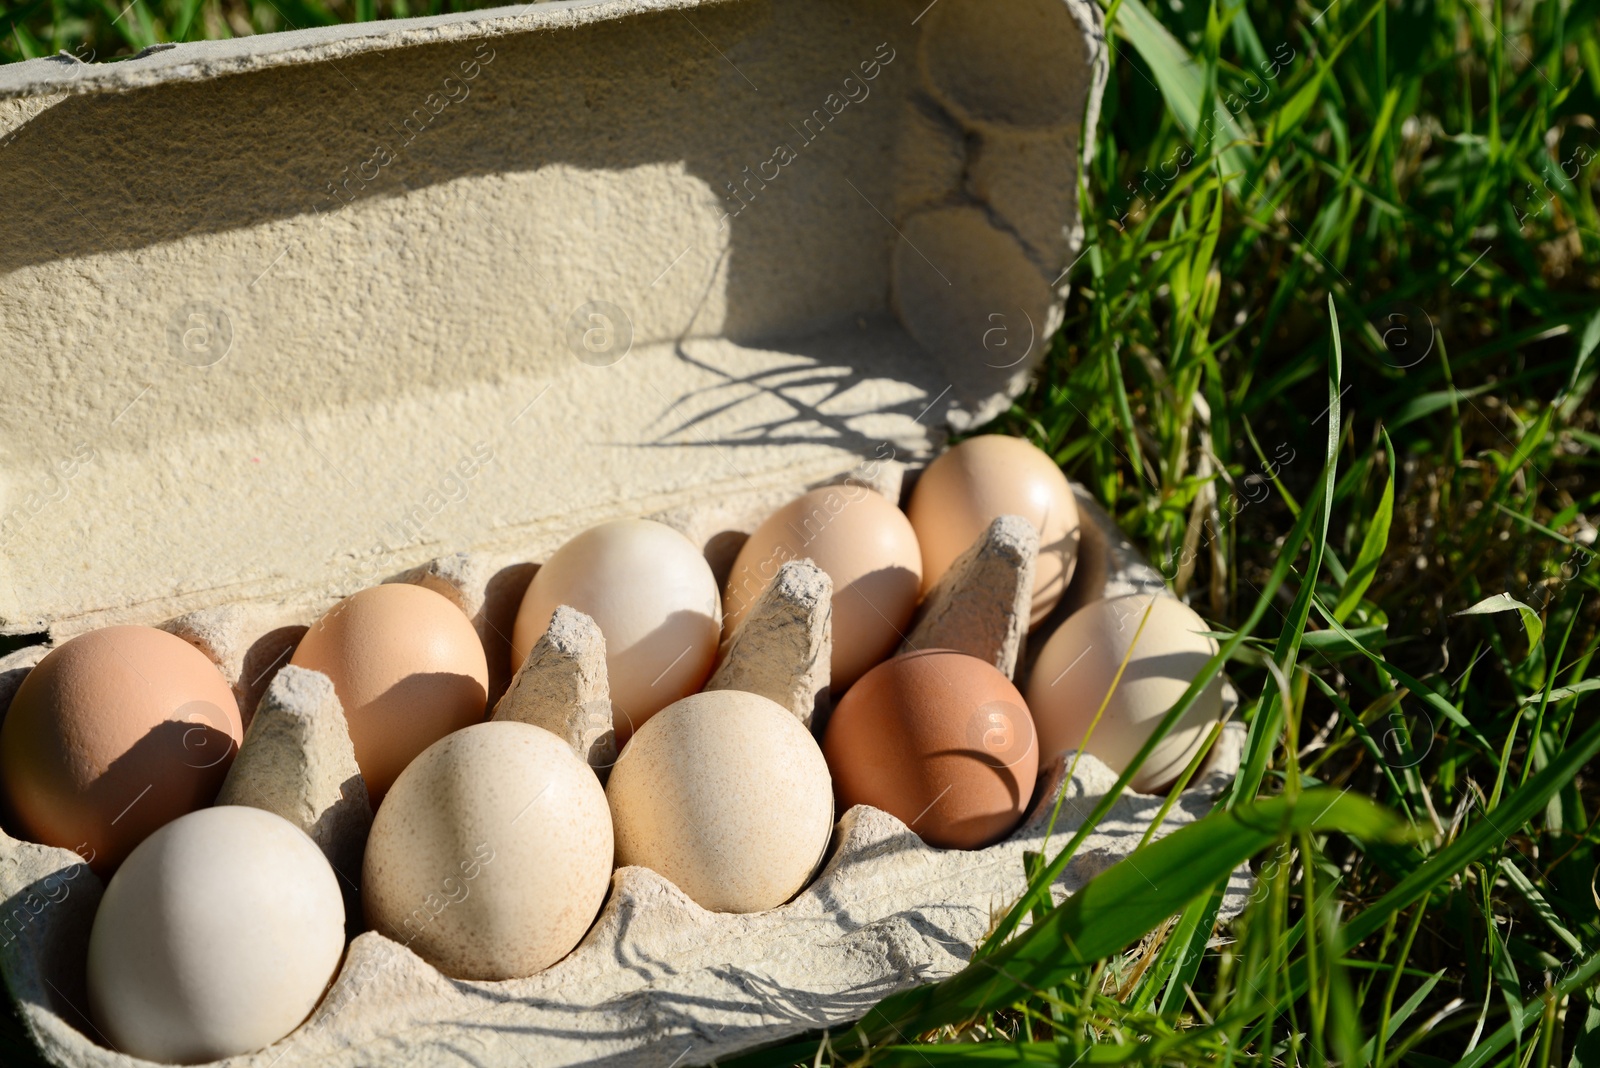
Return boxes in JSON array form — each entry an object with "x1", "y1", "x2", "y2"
[
  {"x1": 908, "y1": 434, "x2": 1080, "y2": 627},
  {"x1": 607, "y1": 690, "x2": 833, "y2": 913},
  {"x1": 723, "y1": 485, "x2": 921, "y2": 690},
  {"x1": 362, "y1": 721, "x2": 613, "y2": 980},
  {"x1": 512, "y1": 519, "x2": 721, "y2": 741},
  {"x1": 86, "y1": 806, "x2": 345, "y2": 1064},
  {"x1": 1026, "y1": 593, "x2": 1223, "y2": 792}
]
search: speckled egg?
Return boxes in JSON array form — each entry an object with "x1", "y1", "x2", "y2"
[
  {"x1": 87, "y1": 805, "x2": 345, "y2": 1063},
  {"x1": 823, "y1": 649, "x2": 1038, "y2": 850},
  {"x1": 0, "y1": 625, "x2": 243, "y2": 875},
  {"x1": 290, "y1": 582, "x2": 489, "y2": 803},
  {"x1": 723, "y1": 485, "x2": 921, "y2": 690},
  {"x1": 362, "y1": 720, "x2": 613, "y2": 980},
  {"x1": 1026, "y1": 593, "x2": 1224, "y2": 793},
  {"x1": 512, "y1": 519, "x2": 721, "y2": 743},
  {"x1": 908, "y1": 434, "x2": 1080, "y2": 627},
  {"x1": 606, "y1": 690, "x2": 833, "y2": 913}
]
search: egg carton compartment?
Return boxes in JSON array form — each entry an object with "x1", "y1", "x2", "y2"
[{"x1": 0, "y1": 468, "x2": 1246, "y2": 1068}]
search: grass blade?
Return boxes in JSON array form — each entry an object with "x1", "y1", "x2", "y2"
[
  {"x1": 1455, "y1": 593, "x2": 1545, "y2": 656},
  {"x1": 979, "y1": 475, "x2": 1326, "y2": 956},
  {"x1": 1571, "y1": 991, "x2": 1600, "y2": 1068},
  {"x1": 1113, "y1": 0, "x2": 1256, "y2": 193},
  {"x1": 1309, "y1": 602, "x2": 1497, "y2": 754},
  {"x1": 1360, "y1": 968, "x2": 1445, "y2": 1065},
  {"x1": 1232, "y1": 294, "x2": 1343, "y2": 803},
  {"x1": 1333, "y1": 427, "x2": 1395, "y2": 622},
  {"x1": 1339, "y1": 715, "x2": 1600, "y2": 953},
  {"x1": 1451, "y1": 949, "x2": 1600, "y2": 1068},
  {"x1": 1496, "y1": 856, "x2": 1584, "y2": 956},
  {"x1": 841, "y1": 791, "x2": 1403, "y2": 1053}
]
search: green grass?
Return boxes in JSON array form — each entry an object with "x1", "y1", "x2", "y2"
[
  {"x1": 0, "y1": 0, "x2": 508, "y2": 62},
  {"x1": 4, "y1": 0, "x2": 1600, "y2": 1064},
  {"x1": 755, "y1": 0, "x2": 1600, "y2": 1062},
  {"x1": 849, "y1": 0, "x2": 1599, "y2": 1062}
]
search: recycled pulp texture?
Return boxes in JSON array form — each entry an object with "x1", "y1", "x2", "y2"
[
  {"x1": 215, "y1": 665, "x2": 372, "y2": 922},
  {"x1": 901, "y1": 514, "x2": 1038, "y2": 678},
  {"x1": 706, "y1": 559, "x2": 832, "y2": 730}
]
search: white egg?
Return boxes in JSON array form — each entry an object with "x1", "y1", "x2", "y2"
[
  {"x1": 1026, "y1": 594, "x2": 1223, "y2": 792},
  {"x1": 512, "y1": 519, "x2": 721, "y2": 742},
  {"x1": 86, "y1": 806, "x2": 346, "y2": 1064}
]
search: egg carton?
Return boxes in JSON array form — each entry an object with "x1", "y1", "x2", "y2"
[{"x1": 0, "y1": 468, "x2": 1247, "y2": 1068}]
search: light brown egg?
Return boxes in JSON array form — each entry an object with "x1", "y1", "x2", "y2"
[
  {"x1": 607, "y1": 690, "x2": 833, "y2": 913},
  {"x1": 724, "y1": 485, "x2": 921, "y2": 690},
  {"x1": 511, "y1": 519, "x2": 722, "y2": 743},
  {"x1": 1026, "y1": 594, "x2": 1224, "y2": 793},
  {"x1": 0, "y1": 625, "x2": 243, "y2": 875},
  {"x1": 907, "y1": 435, "x2": 1080, "y2": 627},
  {"x1": 822, "y1": 649, "x2": 1037, "y2": 850},
  {"x1": 363, "y1": 721, "x2": 613, "y2": 980},
  {"x1": 290, "y1": 583, "x2": 489, "y2": 803}
]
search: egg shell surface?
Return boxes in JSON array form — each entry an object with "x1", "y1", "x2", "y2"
[
  {"x1": 823, "y1": 649, "x2": 1038, "y2": 850},
  {"x1": 86, "y1": 805, "x2": 346, "y2": 1064},
  {"x1": 0, "y1": 625, "x2": 243, "y2": 875},
  {"x1": 512, "y1": 519, "x2": 721, "y2": 742},
  {"x1": 606, "y1": 689, "x2": 833, "y2": 913},
  {"x1": 363, "y1": 720, "x2": 614, "y2": 980},
  {"x1": 907, "y1": 434, "x2": 1080, "y2": 627},
  {"x1": 290, "y1": 582, "x2": 490, "y2": 803},
  {"x1": 1026, "y1": 593, "x2": 1224, "y2": 792},
  {"x1": 723, "y1": 485, "x2": 921, "y2": 690}
]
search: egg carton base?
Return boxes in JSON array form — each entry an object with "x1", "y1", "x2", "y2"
[
  {"x1": 0, "y1": 479, "x2": 1246, "y2": 1068},
  {"x1": 0, "y1": 728, "x2": 1246, "y2": 1068}
]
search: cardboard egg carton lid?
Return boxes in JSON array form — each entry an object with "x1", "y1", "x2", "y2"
[{"x1": 0, "y1": 0, "x2": 1106, "y2": 639}]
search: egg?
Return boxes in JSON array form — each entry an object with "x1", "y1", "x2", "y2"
[
  {"x1": 0, "y1": 625, "x2": 242, "y2": 875},
  {"x1": 907, "y1": 434, "x2": 1080, "y2": 627},
  {"x1": 86, "y1": 806, "x2": 345, "y2": 1063},
  {"x1": 823, "y1": 649, "x2": 1038, "y2": 850},
  {"x1": 512, "y1": 519, "x2": 721, "y2": 741},
  {"x1": 290, "y1": 583, "x2": 489, "y2": 803},
  {"x1": 724, "y1": 485, "x2": 921, "y2": 690},
  {"x1": 607, "y1": 690, "x2": 832, "y2": 913},
  {"x1": 1026, "y1": 594, "x2": 1224, "y2": 793},
  {"x1": 362, "y1": 721, "x2": 613, "y2": 980}
]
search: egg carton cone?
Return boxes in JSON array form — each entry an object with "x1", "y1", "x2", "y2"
[{"x1": 0, "y1": 472, "x2": 1247, "y2": 1068}]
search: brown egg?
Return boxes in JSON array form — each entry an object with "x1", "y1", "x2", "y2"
[
  {"x1": 291, "y1": 583, "x2": 489, "y2": 803},
  {"x1": 724, "y1": 486, "x2": 921, "y2": 690},
  {"x1": 907, "y1": 435, "x2": 1080, "y2": 628},
  {"x1": 822, "y1": 649, "x2": 1038, "y2": 849},
  {"x1": 0, "y1": 625, "x2": 243, "y2": 875}
]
